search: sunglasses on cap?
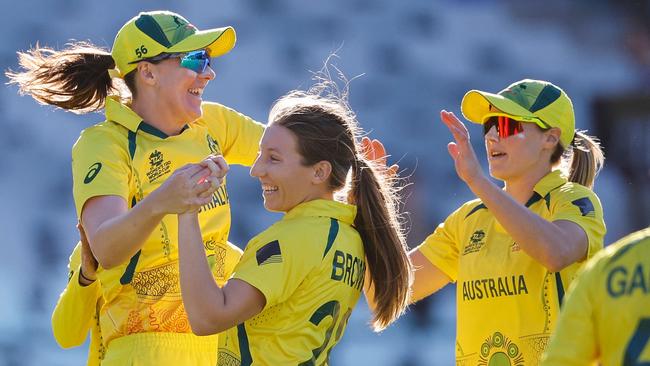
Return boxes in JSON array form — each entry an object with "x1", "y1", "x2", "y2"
[
  {"x1": 483, "y1": 116, "x2": 525, "y2": 138},
  {"x1": 143, "y1": 49, "x2": 212, "y2": 74}
]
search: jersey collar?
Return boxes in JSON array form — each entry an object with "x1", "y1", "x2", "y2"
[
  {"x1": 105, "y1": 96, "x2": 142, "y2": 132},
  {"x1": 283, "y1": 199, "x2": 356, "y2": 225},
  {"x1": 105, "y1": 97, "x2": 190, "y2": 138},
  {"x1": 532, "y1": 169, "x2": 567, "y2": 198}
]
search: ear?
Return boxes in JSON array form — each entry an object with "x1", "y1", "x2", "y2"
[
  {"x1": 544, "y1": 127, "x2": 561, "y2": 149},
  {"x1": 136, "y1": 62, "x2": 157, "y2": 86},
  {"x1": 312, "y1": 160, "x2": 332, "y2": 185}
]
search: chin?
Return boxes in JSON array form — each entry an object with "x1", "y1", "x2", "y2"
[
  {"x1": 262, "y1": 200, "x2": 281, "y2": 213},
  {"x1": 488, "y1": 167, "x2": 506, "y2": 181}
]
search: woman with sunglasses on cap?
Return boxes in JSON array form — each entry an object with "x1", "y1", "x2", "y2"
[
  {"x1": 368, "y1": 79, "x2": 606, "y2": 365},
  {"x1": 177, "y1": 82, "x2": 413, "y2": 365},
  {"x1": 7, "y1": 10, "x2": 264, "y2": 366}
]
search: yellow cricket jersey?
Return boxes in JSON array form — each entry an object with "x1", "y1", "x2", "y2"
[
  {"x1": 51, "y1": 241, "x2": 243, "y2": 366},
  {"x1": 218, "y1": 199, "x2": 364, "y2": 366},
  {"x1": 541, "y1": 227, "x2": 650, "y2": 366},
  {"x1": 71, "y1": 96, "x2": 263, "y2": 347},
  {"x1": 52, "y1": 242, "x2": 105, "y2": 366},
  {"x1": 416, "y1": 170, "x2": 606, "y2": 366}
]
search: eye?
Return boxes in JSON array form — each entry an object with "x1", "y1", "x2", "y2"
[{"x1": 270, "y1": 155, "x2": 281, "y2": 162}]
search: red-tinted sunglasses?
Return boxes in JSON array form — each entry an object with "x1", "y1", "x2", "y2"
[{"x1": 483, "y1": 116, "x2": 524, "y2": 138}]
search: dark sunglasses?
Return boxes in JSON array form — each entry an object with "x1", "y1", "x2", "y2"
[
  {"x1": 483, "y1": 116, "x2": 524, "y2": 138},
  {"x1": 144, "y1": 49, "x2": 212, "y2": 74}
]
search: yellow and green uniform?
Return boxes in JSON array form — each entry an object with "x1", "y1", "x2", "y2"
[
  {"x1": 541, "y1": 227, "x2": 650, "y2": 366},
  {"x1": 71, "y1": 96, "x2": 263, "y2": 365},
  {"x1": 218, "y1": 200, "x2": 364, "y2": 366},
  {"x1": 51, "y1": 241, "x2": 243, "y2": 366},
  {"x1": 416, "y1": 170, "x2": 605, "y2": 366},
  {"x1": 52, "y1": 242, "x2": 105, "y2": 366}
]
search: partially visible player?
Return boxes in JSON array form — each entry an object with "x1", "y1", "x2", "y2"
[
  {"x1": 541, "y1": 227, "x2": 650, "y2": 366},
  {"x1": 52, "y1": 225, "x2": 104, "y2": 366},
  {"x1": 51, "y1": 224, "x2": 244, "y2": 366},
  {"x1": 179, "y1": 84, "x2": 413, "y2": 365},
  {"x1": 366, "y1": 79, "x2": 607, "y2": 365}
]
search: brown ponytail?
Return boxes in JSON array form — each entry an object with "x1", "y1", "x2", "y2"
[
  {"x1": 6, "y1": 41, "x2": 126, "y2": 114},
  {"x1": 270, "y1": 83, "x2": 412, "y2": 332},
  {"x1": 348, "y1": 157, "x2": 412, "y2": 331},
  {"x1": 550, "y1": 130, "x2": 604, "y2": 189}
]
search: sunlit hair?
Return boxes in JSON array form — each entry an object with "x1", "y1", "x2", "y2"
[
  {"x1": 5, "y1": 41, "x2": 134, "y2": 114},
  {"x1": 268, "y1": 69, "x2": 412, "y2": 331},
  {"x1": 550, "y1": 130, "x2": 604, "y2": 189}
]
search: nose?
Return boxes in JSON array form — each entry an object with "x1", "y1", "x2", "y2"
[
  {"x1": 250, "y1": 155, "x2": 263, "y2": 178},
  {"x1": 200, "y1": 65, "x2": 216, "y2": 81}
]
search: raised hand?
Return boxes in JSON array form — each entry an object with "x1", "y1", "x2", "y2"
[
  {"x1": 440, "y1": 110, "x2": 486, "y2": 186},
  {"x1": 360, "y1": 136, "x2": 399, "y2": 178},
  {"x1": 150, "y1": 162, "x2": 220, "y2": 214}
]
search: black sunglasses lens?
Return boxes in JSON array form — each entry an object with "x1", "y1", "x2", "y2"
[{"x1": 483, "y1": 118, "x2": 498, "y2": 135}]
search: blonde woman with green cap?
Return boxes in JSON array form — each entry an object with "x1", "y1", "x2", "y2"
[
  {"x1": 368, "y1": 79, "x2": 607, "y2": 365},
  {"x1": 7, "y1": 10, "x2": 263, "y2": 365}
]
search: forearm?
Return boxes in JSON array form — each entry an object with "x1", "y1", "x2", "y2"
[
  {"x1": 469, "y1": 178, "x2": 580, "y2": 271},
  {"x1": 52, "y1": 269, "x2": 100, "y2": 347},
  {"x1": 86, "y1": 195, "x2": 165, "y2": 269},
  {"x1": 177, "y1": 213, "x2": 227, "y2": 335}
]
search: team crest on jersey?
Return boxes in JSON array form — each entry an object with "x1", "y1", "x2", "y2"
[
  {"x1": 478, "y1": 331, "x2": 524, "y2": 366},
  {"x1": 207, "y1": 135, "x2": 222, "y2": 155},
  {"x1": 146, "y1": 150, "x2": 172, "y2": 183},
  {"x1": 463, "y1": 230, "x2": 486, "y2": 255},
  {"x1": 511, "y1": 242, "x2": 521, "y2": 252}
]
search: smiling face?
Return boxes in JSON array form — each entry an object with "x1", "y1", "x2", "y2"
[
  {"x1": 144, "y1": 54, "x2": 215, "y2": 126},
  {"x1": 250, "y1": 124, "x2": 330, "y2": 212},
  {"x1": 484, "y1": 121, "x2": 560, "y2": 182}
]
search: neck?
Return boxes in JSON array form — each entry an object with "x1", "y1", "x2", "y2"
[
  {"x1": 503, "y1": 165, "x2": 552, "y2": 204},
  {"x1": 131, "y1": 96, "x2": 185, "y2": 136}
]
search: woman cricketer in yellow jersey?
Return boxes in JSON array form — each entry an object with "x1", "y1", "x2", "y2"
[
  {"x1": 51, "y1": 225, "x2": 104, "y2": 366},
  {"x1": 393, "y1": 79, "x2": 606, "y2": 365},
  {"x1": 177, "y1": 85, "x2": 414, "y2": 365},
  {"x1": 7, "y1": 10, "x2": 264, "y2": 366},
  {"x1": 51, "y1": 227, "x2": 244, "y2": 366},
  {"x1": 541, "y1": 227, "x2": 650, "y2": 366}
]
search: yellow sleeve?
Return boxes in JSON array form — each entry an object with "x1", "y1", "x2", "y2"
[
  {"x1": 51, "y1": 243, "x2": 101, "y2": 348},
  {"x1": 71, "y1": 125, "x2": 131, "y2": 217},
  {"x1": 415, "y1": 207, "x2": 463, "y2": 282},
  {"x1": 551, "y1": 187, "x2": 605, "y2": 260},
  {"x1": 233, "y1": 227, "x2": 320, "y2": 310},
  {"x1": 223, "y1": 242, "x2": 243, "y2": 280},
  {"x1": 201, "y1": 102, "x2": 264, "y2": 167},
  {"x1": 541, "y1": 257, "x2": 600, "y2": 365}
]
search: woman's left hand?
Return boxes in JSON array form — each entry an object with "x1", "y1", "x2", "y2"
[{"x1": 440, "y1": 110, "x2": 487, "y2": 187}]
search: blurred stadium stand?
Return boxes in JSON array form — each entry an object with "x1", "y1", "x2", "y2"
[{"x1": 0, "y1": 0, "x2": 646, "y2": 365}]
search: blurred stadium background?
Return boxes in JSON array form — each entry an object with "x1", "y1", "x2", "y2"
[{"x1": 1, "y1": 0, "x2": 649, "y2": 365}]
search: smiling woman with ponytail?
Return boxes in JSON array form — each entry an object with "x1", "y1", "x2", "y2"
[{"x1": 177, "y1": 78, "x2": 413, "y2": 365}]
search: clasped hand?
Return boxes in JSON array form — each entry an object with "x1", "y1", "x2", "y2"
[{"x1": 154, "y1": 154, "x2": 229, "y2": 214}]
